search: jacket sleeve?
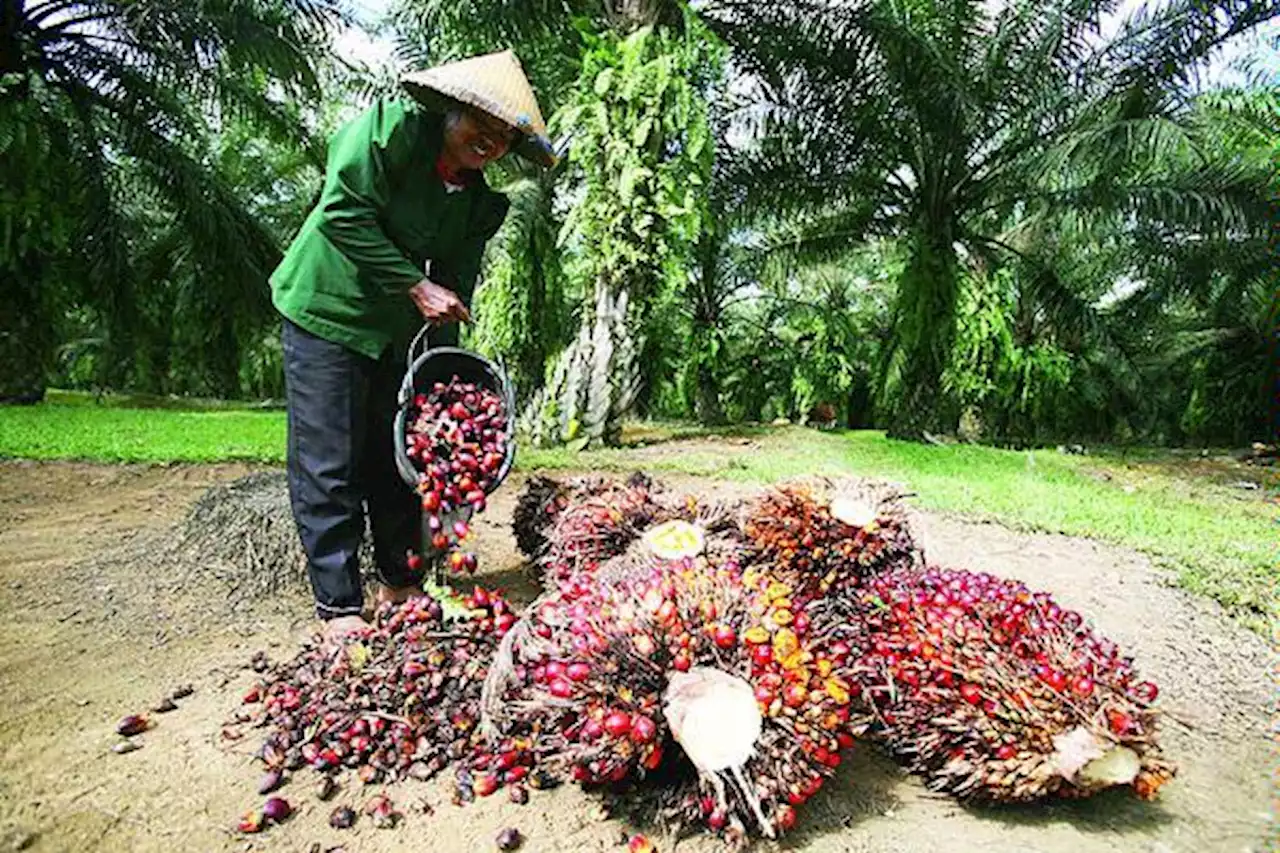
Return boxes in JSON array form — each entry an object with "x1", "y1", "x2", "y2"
[{"x1": 316, "y1": 98, "x2": 424, "y2": 290}]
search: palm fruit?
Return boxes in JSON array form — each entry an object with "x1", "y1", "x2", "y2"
[
  {"x1": 482, "y1": 498, "x2": 862, "y2": 841},
  {"x1": 233, "y1": 589, "x2": 515, "y2": 798},
  {"x1": 742, "y1": 478, "x2": 922, "y2": 602},
  {"x1": 847, "y1": 566, "x2": 1175, "y2": 802}
]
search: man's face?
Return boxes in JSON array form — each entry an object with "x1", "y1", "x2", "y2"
[{"x1": 445, "y1": 107, "x2": 517, "y2": 170}]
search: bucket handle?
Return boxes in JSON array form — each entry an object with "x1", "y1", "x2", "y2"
[{"x1": 406, "y1": 260, "x2": 437, "y2": 376}]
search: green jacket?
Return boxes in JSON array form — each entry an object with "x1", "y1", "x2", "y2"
[{"x1": 270, "y1": 97, "x2": 510, "y2": 360}]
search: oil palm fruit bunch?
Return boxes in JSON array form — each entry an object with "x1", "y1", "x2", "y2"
[
  {"x1": 482, "y1": 504, "x2": 863, "y2": 842},
  {"x1": 512, "y1": 472, "x2": 657, "y2": 562},
  {"x1": 742, "y1": 479, "x2": 922, "y2": 603},
  {"x1": 846, "y1": 566, "x2": 1175, "y2": 802},
  {"x1": 511, "y1": 475, "x2": 569, "y2": 557},
  {"x1": 529, "y1": 473, "x2": 669, "y2": 589},
  {"x1": 235, "y1": 589, "x2": 514, "y2": 796},
  {"x1": 404, "y1": 376, "x2": 509, "y2": 574}
]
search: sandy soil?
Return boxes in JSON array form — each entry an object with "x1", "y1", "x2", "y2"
[{"x1": 0, "y1": 459, "x2": 1273, "y2": 853}]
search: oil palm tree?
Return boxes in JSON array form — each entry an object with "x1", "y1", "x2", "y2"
[
  {"x1": 0, "y1": 0, "x2": 344, "y2": 398},
  {"x1": 703, "y1": 0, "x2": 1280, "y2": 438}
]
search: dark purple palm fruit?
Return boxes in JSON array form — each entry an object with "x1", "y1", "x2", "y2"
[
  {"x1": 848, "y1": 566, "x2": 1175, "y2": 802},
  {"x1": 329, "y1": 805, "x2": 357, "y2": 829}
]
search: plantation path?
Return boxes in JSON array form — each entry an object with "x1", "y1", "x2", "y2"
[{"x1": 0, "y1": 459, "x2": 1271, "y2": 853}]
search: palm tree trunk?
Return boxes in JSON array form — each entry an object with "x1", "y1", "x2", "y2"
[
  {"x1": 694, "y1": 360, "x2": 725, "y2": 425},
  {"x1": 884, "y1": 223, "x2": 960, "y2": 439},
  {"x1": 0, "y1": 250, "x2": 53, "y2": 403},
  {"x1": 522, "y1": 280, "x2": 640, "y2": 448}
]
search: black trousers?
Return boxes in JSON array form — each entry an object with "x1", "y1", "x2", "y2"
[{"x1": 281, "y1": 318, "x2": 420, "y2": 619}]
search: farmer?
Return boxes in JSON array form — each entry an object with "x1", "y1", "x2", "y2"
[{"x1": 270, "y1": 50, "x2": 557, "y2": 643}]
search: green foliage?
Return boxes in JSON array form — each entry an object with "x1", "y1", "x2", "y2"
[
  {"x1": 2, "y1": 0, "x2": 343, "y2": 399},
  {"x1": 556, "y1": 22, "x2": 714, "y2": 314},
  {"x1": 703, "y1": 0, "x2": 1280, "y2": 440},
  {"x1": 465, "y1": 166, "x2": 572, "y2": 401}
]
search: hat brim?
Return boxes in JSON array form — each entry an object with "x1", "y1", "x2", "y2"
[{"x1": 400, "y1": 79, "x2": 558, "y2": 169}]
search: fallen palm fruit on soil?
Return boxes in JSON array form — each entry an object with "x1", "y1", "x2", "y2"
[
  {"x1": 628, "y1": 834, "x2": 656, "y2": 853},
  {"x1": 115, "y1": 714, "x2": 149, "y2": 736},
  {"x1": 846, "y1": 566, "x2": 1175, "y2": 801},
  {"x1": 495, "y1": 826, "x2": 524, "y2": 850},
  {"x1": 229, "y1": 588, "x2": 515, "y2": 816},
  {"x1": 238, "y1": 796, "x2": 292, "y2": 834},
  {"x1": 404, "y1": 375, "x2": 510, "y2": 574}
]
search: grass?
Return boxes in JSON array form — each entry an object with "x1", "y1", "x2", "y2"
[
  {"x1": 2, "y1": 395, "x2": 1275, "y2": 624},
  {"x1": 0, "y1": 400, "x2": 287, "y2": 462}
]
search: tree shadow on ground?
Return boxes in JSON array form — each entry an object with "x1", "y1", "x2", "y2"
[
  {"x1": 475, "y1": 560, "x2": 543, "y2": 605},
  {"x1": 610, "y1": 744, "x2": 1175, "y2": 851},
  {"x1": 799, "y1": 745, "x2": 1174, "y2": 843},
  {"x1": 618, "y1": 422, "x2": 773, "y2": 449},
  {"x1": 783, "y1": 747, "x2": 908, "y2": 844}
]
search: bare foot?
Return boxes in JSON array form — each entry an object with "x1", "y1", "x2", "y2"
[
  {"x1": 321, "y1": 615, "x2": 371, "y2": 647},
  {"x1": 374, "y1": 583, "x2": 425, "y2": 609}
]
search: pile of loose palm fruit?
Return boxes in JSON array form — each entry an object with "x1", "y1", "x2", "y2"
[{"x1": 225, "y1": 472, "x2": 1174, "y2": 847}]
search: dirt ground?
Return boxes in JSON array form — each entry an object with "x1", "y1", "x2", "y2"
[{"x1": 0, "y1": 459, "x2": 1273, "y2": 853}]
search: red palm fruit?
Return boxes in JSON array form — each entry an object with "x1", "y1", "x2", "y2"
[
  {"x1": 603, "y1": 712, "x2": 632, "y2": 738},
  {"x1": 630, "y1": 715, "x2": 657, "y2": 744},
  {"x1": 628, "y1": 835, "x2": 656, "y2": 853}
]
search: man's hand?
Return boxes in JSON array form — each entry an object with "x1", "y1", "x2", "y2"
[{"x1": 409, "y1": 279, "x2": 472, "y2": 325}]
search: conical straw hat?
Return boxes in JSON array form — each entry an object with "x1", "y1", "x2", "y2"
[{"x1": 401, "y1": 50, "x2": 557, "y2": 168}]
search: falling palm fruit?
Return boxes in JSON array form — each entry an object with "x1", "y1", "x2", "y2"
[{"x1": 405, "y1": 376, "x2": 509, "y2": 574}]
